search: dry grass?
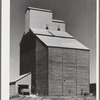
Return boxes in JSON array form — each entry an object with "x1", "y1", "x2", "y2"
[{"x1": 10, "y1": 95, "x2": 96, "y2": 100}]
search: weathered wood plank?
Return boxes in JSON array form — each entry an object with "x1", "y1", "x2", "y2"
[{"x1": 36, "y1": 39, "x2": 48, "y2": 96}]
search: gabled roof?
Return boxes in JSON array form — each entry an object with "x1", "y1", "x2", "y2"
[
  {"x1": 30, "y1": 28, "x2": 73, "y2": 38},
  {"x1": 26, "y1": 7, "x2": 52, "y2": 13},
  {"x1": 30, "y1": 28, "x2": 89, "y2": 50},
  {"x1": 10, "y1": 72, "x2": 31, "y2": 85},
  {"x1": 36, "y1": 35, "x2": 89, "y2": 50},
  {"x1": 52, "y1": 19, "x2": 65, "y2": 23}
]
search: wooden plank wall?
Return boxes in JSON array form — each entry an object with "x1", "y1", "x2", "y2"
[
  {"x1": 62, "y1": 49, "x2": 77, "y2": 96},
  {"x1": 20, "y1": 33, "x2": 89, "y2": 96},
  {"x1": 77, "y1": 50, "x2": 89, "y2": 95},
  {"x1": 36, "y1": 39, "x2": 48, "y2": 96},
  {"x1": 48, "y1": 48, "x2": 63, "y2": 96},
  {"x1": 48, "y1": 47, "x2": 89, "y2": 96},
  {"x1": 20, "y1": 32, "x2": 36, "y2": 93}
]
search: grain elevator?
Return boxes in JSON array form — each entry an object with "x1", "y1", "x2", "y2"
[{"x1": 20, "y1": 7, "x2": 90, "y2": 96}]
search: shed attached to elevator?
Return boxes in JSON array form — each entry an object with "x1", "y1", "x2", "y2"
[
  {"x1": 10, "y1": 72, "x2": 31, "y2": 96},
  {"x1": 20, "y1": 7, "x2": 90, "y2": 96}
]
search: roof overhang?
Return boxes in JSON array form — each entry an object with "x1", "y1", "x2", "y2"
[{"x1": 29, "y1": 28, "x2": 89, "y2": 50}]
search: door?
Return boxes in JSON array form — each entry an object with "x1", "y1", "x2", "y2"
[{"x1": 18, "y1": 85, "x2": 29, "y2": 95}]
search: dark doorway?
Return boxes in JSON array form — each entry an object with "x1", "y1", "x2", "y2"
[
  {"x1": 90, "y1": 83, "x2": 96, "y2": 96},
  {"x1": 18, "y1": 85, "x2": 29, "y2": 95}
]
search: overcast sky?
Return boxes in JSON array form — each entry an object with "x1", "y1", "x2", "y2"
[{"x1": 10, "y1": 0, "x2": 96, "y2": 83}]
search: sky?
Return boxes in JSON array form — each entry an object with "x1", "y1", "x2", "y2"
[{"x1": 10, "y1": 0, "x2": 96, "y2": 83}]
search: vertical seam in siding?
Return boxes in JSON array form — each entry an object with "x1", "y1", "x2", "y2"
[
  {"x1": 62, "y1": 49, "x2": 63, "y2": 96},
  {"x1": 20, "y1": 45, "x2": 21, "y2": 75},
  {"x1": 34, "y1": 36, "x2": 36, "y2": 93},
  {"x1": 48, "y1": 48, "x2": 49, "y2": 96},
  {"x1": 88, "y1": 51, "x2": 90, "y2": 93},
  {"x1": 47, "y1": 47, "x2": 48, "y2": 96},
  {"x1": 76, "y1": 50, "x2": 77, "y2": 96}
]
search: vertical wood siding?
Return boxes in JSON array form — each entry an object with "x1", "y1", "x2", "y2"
[
  {"x1": 20, "y1": 32, "x2": 36, "y2": 93},
  {"x1": 48, "y1": 47, "x2": 89, "y2": 96},
  {"x1": 36, "y1": 39, "x2": 48, "y2": 96},
  {"x1": 77, "y1": 50, "x2": 89, "y2": 95},
  {"x1": 48, "y1": 48, "x2": 63, "y2": 96},
  {"x1": 20, "y1": 32, "x2": 89, "y2": 96},
  {"x1": 62, "y1": 49, "x2": 77, "y2": 96}
]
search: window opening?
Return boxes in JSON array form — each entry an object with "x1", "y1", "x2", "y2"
[
  {"x1": 58, "y1": 26, "x2": 60, "y2": 31},
  {"x1": 46, "y1": 25, "x2": 49, "y2": 30}
]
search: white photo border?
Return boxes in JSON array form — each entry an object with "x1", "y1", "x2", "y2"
[
  {"x1": 1, "y1": 0, "x2": 99, "y2": 100},
  {"x1": 1, "y1": 0, "x2": 10, "y2": 99}
]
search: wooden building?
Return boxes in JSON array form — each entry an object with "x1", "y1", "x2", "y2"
[
  {"x1": 10, "y1": 72, "x2": 31, "y2": 96},
  {"x1": 20, "y1": 7, "x2": 90, "y2": 96}
]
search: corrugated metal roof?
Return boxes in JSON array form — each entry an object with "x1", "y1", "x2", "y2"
[{"x1": 36, "y1": 35, "x2": 89, "y2": 50}]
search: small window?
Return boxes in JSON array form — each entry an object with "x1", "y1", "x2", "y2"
[
  {"x1": 46, "y1": 25, "x2": 49, "y2": 30},
  {"x1": 58, "y1": 26, "x2": 60, "y2": 31}
]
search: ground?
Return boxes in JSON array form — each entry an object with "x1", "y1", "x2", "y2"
[{"x1": 10, "y1": 94, "x2": 96, "y2": 100}]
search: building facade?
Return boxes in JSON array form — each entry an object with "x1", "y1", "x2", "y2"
[
  {"x1": 10, "y1": 73, "x2": 31, "y2": 95},
  {"x1": 20, "y1": 7, "x2": 90, "y2": 96}
]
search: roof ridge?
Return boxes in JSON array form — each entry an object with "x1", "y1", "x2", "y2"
[
  {"x1": 27, "y1": 7, "x2": 52, "y2": 13},
  {"x1": 10, "y1": 72, "x2": 31, "y2": 83}
]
